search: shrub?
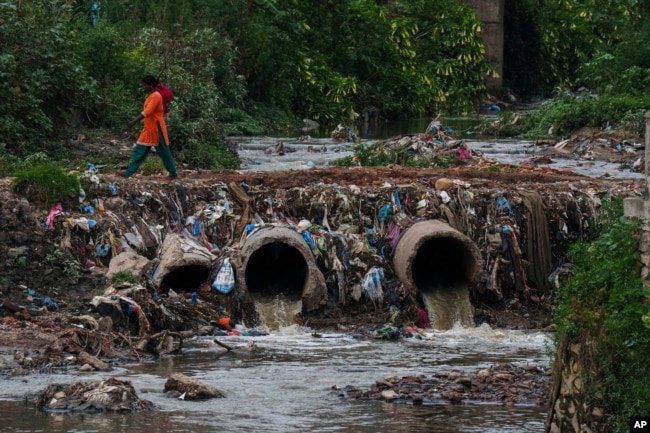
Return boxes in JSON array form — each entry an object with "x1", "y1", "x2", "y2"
[
  {"x1": 520, "y1": 93, "x2": 650, "y2": 137},
  {"x1": 176, "y1": 139, "x2": 240, "y2": 170},
  {"x1": 140, "y1": 156, "x2": 165, "y2": 176},
  {"x1": 111, "y1": 271, "x2": 138, "y2": 285},
  {"x1": 553, "y1": 198, "x2": 650, "y2": 432},
  {"x1": 12, "y1": 162, "x2": 81, "y2": 207}
]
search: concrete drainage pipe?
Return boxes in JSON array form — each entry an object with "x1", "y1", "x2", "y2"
[
  {"x1": 151, "y1": 233, "x2": 214, "y2": 293},
  {"x1": 239, "y1": 226, "x2": 327, "y2": 313},
  {"x1": 393, "y1": 219, "x2": 482, "y2": 293}
]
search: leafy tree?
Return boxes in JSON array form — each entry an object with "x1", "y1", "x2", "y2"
[
  {"x1": 0, "y1": 0, "x2": 94, "y2": 152},
  {"x1": 537, "y1": 0, "x2": 642, "y2": 88},
  {"x1": 575, "y1": 14, "x2": 650, "y2": 97},
  {"x1": 389, "y1": 0, "x2": 496, "y2": 114}
]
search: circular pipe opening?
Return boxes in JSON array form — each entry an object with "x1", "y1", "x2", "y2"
[
  {"x1": 393, "y1": 219, "x2": 481, "y2": 293},
  {"x1": 245, "y1": 242, "x2": 308, "y2": 298},
  {"x1": 393, "y1": 220, "x2": 481, "y2": 329},
  {"x1": 160, "y1": 265, "x2": 211, "y2": 293},
  {"x1": 411, "y1": 237, "x2": 476, "y2": 290}
]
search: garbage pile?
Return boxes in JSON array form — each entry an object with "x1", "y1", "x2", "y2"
[
  {"x1": 34, "y1": 377, "x2": 154, "y2": 413},
  {"x1": 331, "y1": 124, "x2": 358, "y2": 143},
  {"x1": 369, "y1": 120, "x2": 487, "y2": 166},
  {"x1": 537, "y1": 130, "x2": 645, "y2": 172},
  {"x1": 0, "y1": 159, "x2": 642, "y2": 368},
  {"x1": 335, "y1": 362, "x2": 550, "y2": 406}
]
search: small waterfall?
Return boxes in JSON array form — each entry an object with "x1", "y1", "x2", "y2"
[
  {"x1": 254, "y1": 294, "x2": 303, "y2": 331},
  {"x1": 421, "y1": 283, "x2": 474, "y2": 330}
]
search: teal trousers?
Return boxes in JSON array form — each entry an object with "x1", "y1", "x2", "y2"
[{"x1": 125, "y1": 128, "x2": 177, "y2": 177}]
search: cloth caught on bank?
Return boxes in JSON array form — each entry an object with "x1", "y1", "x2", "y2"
[
  {"x1": 212, "y1": 258, "x2": 235, "y2": 294},
  {"x1": 136, "y1": 91, "x2": 169, "y2": 146},
  {"x1": 46, "y1": 203, "x2": 63, "y2": 230},
  {"x1": 217, "y1": 317, "x2": 232, "y2": 331},
  {"x1": 519, "y1": 190, "x2": 552, "y2": 292},
  {"x1": 416, "y1": 308, "x2": 430, "y2": 329}
]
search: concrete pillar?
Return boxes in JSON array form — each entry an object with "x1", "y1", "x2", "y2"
[
  {"x1": 462, "y1": 0, "x2": 504, "y2": 92},
  {"x1": 623, "y1": 112, "x2": 650, "y2": 285},
  {"x1": 646, "y1": 112, "x2": 650, "y2": 195}
]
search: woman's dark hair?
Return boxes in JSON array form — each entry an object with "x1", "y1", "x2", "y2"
[{"x1": 142, "y1": 75, "x2": 159, "y2": 86}]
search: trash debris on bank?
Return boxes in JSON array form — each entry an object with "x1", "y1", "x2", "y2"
[
  {"x1": 0, "y1": 125, "x2": 644, "y2": 370},
  {"x1": 164, "y1": 373, "x2": 225, "y2": 400},
  {"x1": 28, "y1": 372, "x2": 225, "y2": 413},
  {"x1": 334, "y1": 362, "x2": 550, "y2": 406},
  {"x1": 33, "y1": 377, "x2": 154, "y2": 413}
]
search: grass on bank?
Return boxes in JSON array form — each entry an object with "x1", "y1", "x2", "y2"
[
  {"x1": 11, "y1": 158, "x2": 84, "y2": 208},
  {"x1": 479, "y1": 92, "x2": 650, "y2": 139}
]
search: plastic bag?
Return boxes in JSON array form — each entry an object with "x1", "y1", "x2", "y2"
[
  {"x1": 212, "y1": 258, "x2": 235, "y2": 294},
  {"x1": 361, "y1": 267, "x2": 384, "y2": 304}
]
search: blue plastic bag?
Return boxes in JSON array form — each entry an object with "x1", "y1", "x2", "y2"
[{"x1": 212, "y1": 258, "x2": 235, "y2": 294}]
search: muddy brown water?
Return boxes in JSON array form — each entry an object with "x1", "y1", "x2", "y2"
[{"x1": 0, "y1": 323, "x2": 549, "y2": 432}]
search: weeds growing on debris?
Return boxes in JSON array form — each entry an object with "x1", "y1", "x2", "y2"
[
  {"x1": 334, "y1": 142, "x2": 454, "y2": 168},
  {"x1": 12, "y1": 161, "x2": 82, "y2": 208},
  {"x1": 520, "y1": 93, "x2": 649, "y2": 138},
  {"x1": 112, "y1": 271, "x2": 138, "y2": 285}
]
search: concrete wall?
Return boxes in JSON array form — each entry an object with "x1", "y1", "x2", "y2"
[
  {"x1": 546, "y1": 339, "x2": 605, "y2": 433},
  {"x1": 462, "y1": 0, "x2": 504, "y2": 92},
  {"x1": 624, "y1": 112, "x2": 650, "y2": 280}
]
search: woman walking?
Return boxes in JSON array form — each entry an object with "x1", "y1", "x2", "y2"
[{"x1": 120, "y1": 75, "x2": 177, "y2": 179}]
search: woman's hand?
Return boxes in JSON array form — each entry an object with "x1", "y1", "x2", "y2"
[{"x1": 128, "y1": 114, "x2": 144, "y2": 129}]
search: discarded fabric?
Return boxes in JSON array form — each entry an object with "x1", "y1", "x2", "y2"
[{"x1": 46, "y1": 203, "x2": 63, "y2": 230}]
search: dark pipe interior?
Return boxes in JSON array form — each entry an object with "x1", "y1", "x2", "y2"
[
  {"x1": 160, "y1": 265, "x2": 211, "y2": 293},
  {"x1": 411, "y1": 237, "x2": 475, "y2": 290},
  {"x1": 245, "y1": 242, "x2": 308, "y2": 298}
]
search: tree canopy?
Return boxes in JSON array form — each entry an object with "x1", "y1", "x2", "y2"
[{"x1": 1, "y1": 0, "x2": 649, "y2": 160}]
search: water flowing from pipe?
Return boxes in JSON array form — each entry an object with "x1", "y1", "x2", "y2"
[
  {"x1": 421, "y1": 283, "x2": 474, "y2": 330},
  {"x1": 254, "y1": 293, "x2": 303, "y2": 331}
]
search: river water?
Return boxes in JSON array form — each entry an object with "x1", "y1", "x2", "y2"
[
  {"x1": 235, "y1": 116, "x2": 644, "y2": 180},
  {"x1": 0, "y1": 325, "x2": 549, "y2": 433}
]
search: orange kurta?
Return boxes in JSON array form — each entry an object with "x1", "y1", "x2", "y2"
[{"x1": 136, "y1": 91, "x2": 169, "y2": 146}]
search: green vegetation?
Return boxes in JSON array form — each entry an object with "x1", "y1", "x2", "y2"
[
  {"x1": 514, "y1": 93, "x2": 650, "y2": 138},
  {"x1": 111, "y1": 271, "x2": 139, "y2": 285},
  {"x1": 1, "y1": 0, "x2": 649, "y2": 163},
  {"x1": 63, "y1": 259, "x2": 82, "y2": 282},
  {"x1": 139, "y1": 157, "x2": 165, "y2": 176},
  {"x1": 496, "y1": 2, "x2": 650, "y2": 139},
  {"x1": 12, "y1": 161, "x2": 82, "y2": 207},
  {"x1": 553, "y1": 198, "x2": 650, "y2": 432},
  {"x1": 334, "y1": 142, "x2": 454, "y2": 168},
  {"x1": 1, "y1": 0, "x2": 497, "y2": 169}
]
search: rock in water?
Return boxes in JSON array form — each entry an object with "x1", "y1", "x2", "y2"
[{"x1": 35, "y1": 377, "x2": 154, "y2": 413}]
